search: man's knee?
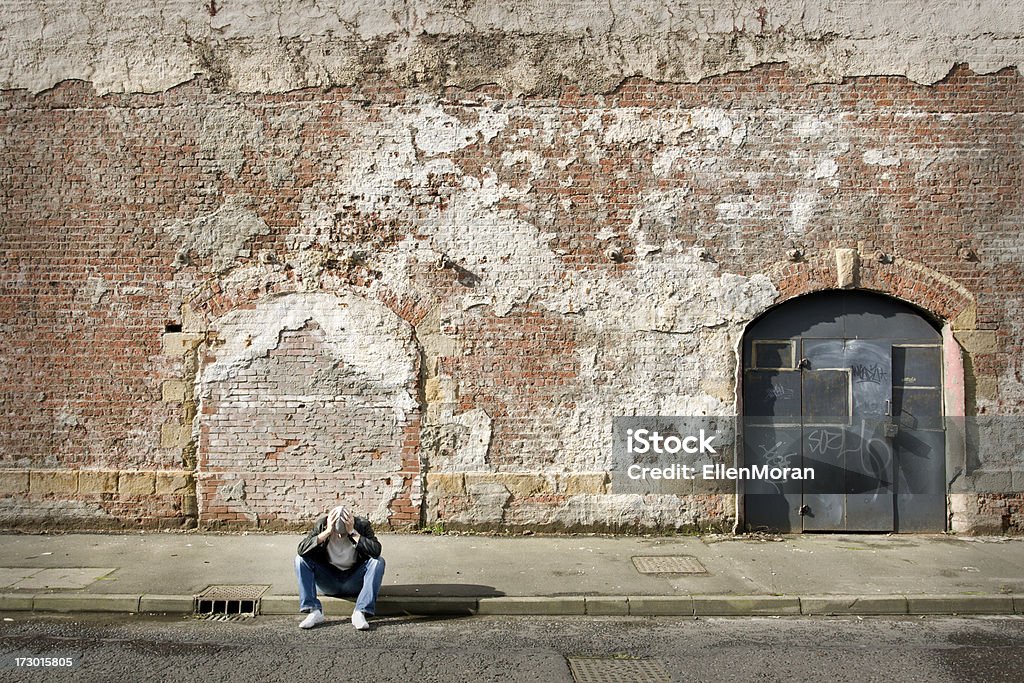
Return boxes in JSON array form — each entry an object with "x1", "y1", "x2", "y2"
[
  {"x1": 367, "y1": 556, "x2": 385, "y2": 573},
  {"x1": 294, "y1": 554, "x2": 312, "y2": 572}
]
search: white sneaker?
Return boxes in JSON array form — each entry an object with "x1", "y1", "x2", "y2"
[
  {"x1": 351, "y1": 609, "x2": 370, "y2": 631},
  {"x1": 299, "y1": 609, "x2": 324, "y2": 629}
]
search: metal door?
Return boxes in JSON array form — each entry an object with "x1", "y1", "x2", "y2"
[
  {"x1": 891, "y1": 345, "x2": 946, "y2": 531},
  {"x1": 800, "y1": 339, "x2": 895, "y2": 531},
  {"x1": 742, "y1": 291, "x2": 945, "y2": 533}
]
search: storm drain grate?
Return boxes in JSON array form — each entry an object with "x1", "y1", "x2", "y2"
[
  {"x1": 568, "y1": 657, "x2": 671, "y2": 683},
  {"x1": 194, "y1": 584, "x2": 269, "y2": 617},
  {"x1": 632, "y1": 555, "x2": 707, "y2": 574},
  {"x1": 195, "y1": 613, "x2": 255, "y2": 622}
]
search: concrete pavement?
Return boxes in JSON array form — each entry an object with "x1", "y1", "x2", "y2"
[{"x1": 0, "y1": 532, "x2": 1022, "y2": 617}]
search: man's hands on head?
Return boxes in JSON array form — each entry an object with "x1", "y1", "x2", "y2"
[
  {"x1": 318, "y1": 507, "x2": 340, "y2": 544},
  {"x1": 318, "y1": 507, "x2": 359, "y2": 545},
  {"x1": 341, "y1": 508, "x2": 355, "y2": 535}
]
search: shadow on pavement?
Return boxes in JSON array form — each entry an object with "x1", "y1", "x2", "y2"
[{"x1": 380, "y1": 583, "x2": 505, "y2": 598}]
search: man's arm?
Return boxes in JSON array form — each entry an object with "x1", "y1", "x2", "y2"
[
  {"x1": 352, "y1": 517, "x2": 382, "y2": 558},
  {"x1": 296, "y1": 515, "x2": 330, "y2": 557}
]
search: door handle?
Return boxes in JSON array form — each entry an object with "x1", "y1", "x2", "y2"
[{"x1": 883, "y1": 399, "x2": 899, "y2": 437}]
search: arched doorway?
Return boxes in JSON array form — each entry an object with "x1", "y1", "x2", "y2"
[{"x1": 741, "y1": 290, "x2": 946, "y2": 532}]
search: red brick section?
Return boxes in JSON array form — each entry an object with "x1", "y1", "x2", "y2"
[
  {"x1": 442, "y1": 308, "x2": 580, "y2": 469},
  {"x1": 0, "y1": 64, "x2": 1020, "y2": 530}
]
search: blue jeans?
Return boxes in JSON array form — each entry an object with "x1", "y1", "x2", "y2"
[{"x1": 294, "y1": 554, "x2": 386, "y2": 615}]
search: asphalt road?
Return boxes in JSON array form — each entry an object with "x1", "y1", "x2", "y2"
[{"x1": 1, "y1": 614, "x2": 1023, "y2": 682}]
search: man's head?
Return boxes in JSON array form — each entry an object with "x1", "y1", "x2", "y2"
[{"x1": 331, "y1": 505, "x2": 348, "y2": 532}]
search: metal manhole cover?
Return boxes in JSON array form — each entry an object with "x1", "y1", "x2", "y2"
[
  {"x1": 632, "y1": 556, "x2": 707, "y2": 574},
  {"x1": 568, "y1": 657, "x2": 671, "y2": 683},
  {"x1": 194, "y1": 584, "x2": 269, "y2": 616}
]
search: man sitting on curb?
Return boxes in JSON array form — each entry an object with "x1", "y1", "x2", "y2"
[{"x1": 294, "y1": 505, "x2": 386, "y2": 630}]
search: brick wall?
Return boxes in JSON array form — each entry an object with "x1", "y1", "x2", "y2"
[
  {"x1": 197, "y1": 320, "x2": 420, "y2": 528},
  {"x1": 0, "y1": 64, "x2": 1021, "y2": 532}
]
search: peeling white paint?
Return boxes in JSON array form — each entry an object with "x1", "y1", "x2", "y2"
[
  {"x1": 200, "y1": 292, "x2": 417, "y2": 420},
  {"x1": 413, "y1": 103, "x2": 494, "y2": 156},
  {"x1": 814, "y1": 158, "x2": 839, "y2": 179},
  {"x1": 789, "y1": 191, "x2": 818, "y2": 235},
  {"x1": 792, "y1": 114, "x2": 836, "y2": 140},
  {"x1": 165, "y1": 195, "x2": 271, "y2": 274},
  {"x1": 3, "y1": 1, "x2": 1021, "y2": 94},
  {"x1": 604, "y1": 107, "x2": 747, "y2": 146},
  {"x1": 652, "y1": 147, "x2": 687, "y2": 177},
  {"x1": 445, "y1": 409, "x2": 493, "y2": 471},
  {"x1": 863, "y1": 149, "x2": 901, "y2": 166},
  {"x1": 717, "y1": 196, "x2": 769, "y2": 221}
]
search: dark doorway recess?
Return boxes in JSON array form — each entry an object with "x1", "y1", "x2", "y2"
[{"x1": 742, "y1": 290, "x2": 946, "y2": 532}]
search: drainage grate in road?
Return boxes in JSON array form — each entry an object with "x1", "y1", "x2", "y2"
[
  {"x1": 631, "y1": 555, "x2": 707, "y2": 574},
  {"x1": 195, "y1": 613, "x2": 256, "y2": 622},
  {"x1": 194, "y1": 584, "x2": 269, "y2": 617},
  {"x1": 568, "y1": 657, "x2": 671, "y2": 683}
]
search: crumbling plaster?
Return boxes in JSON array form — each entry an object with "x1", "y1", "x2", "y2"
[
  {"x1": 194, "y1": 292, "x2": 420, "y2": 525},
  {"x1": 199, "y1": 292, "x2": 418, "y2": 407},
  {"x1": 189, "y1": 97, "x2": 779, "y2": 474},
  {"x1": 1, "y1": 1, "x2": 1022, "y2": 95},
  {"x1": 167, "y1": 93, "x2": 783, "y2": 529}
]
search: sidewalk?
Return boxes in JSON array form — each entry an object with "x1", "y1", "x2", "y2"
[{"x1": 1, "y1": 533, "x2": 1022, "y2": 617}]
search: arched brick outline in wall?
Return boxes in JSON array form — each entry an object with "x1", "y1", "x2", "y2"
[
  {"x1": 746, "y1": 253, "x2": 1023, "y2": 533},
  {"x1": 194, "y1": 292, "x2": 422, "y2": 529},
  {"x1": 772, "y1": 254, "x2": 975, "y2": 324}
]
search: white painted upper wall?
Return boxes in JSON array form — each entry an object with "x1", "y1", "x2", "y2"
[{"x1": 1, "y1": 0, "x2": 1022, "y2": 94}]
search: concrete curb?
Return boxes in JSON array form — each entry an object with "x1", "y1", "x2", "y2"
[
  {"x1": 627, "y1": 596, "x2": 693, "y2": 616},
  {"x1": 694, "y1": 596, "x2": 801, "y2": 616},
  {"x1": 1, "y1": 593, "x2": 1022, "y2": 617},
  {"x1": 801, "y1": 595, "x2": 909, "y2": 616},
  {"x1": 31, "y1": 594, "x2": 141, "y2": 613},
  {"x1": 906, "y1": 594, "x2": 1016, "y2": 615},
  {"x1": 139, "y1": 595, "x2": 195, "y2": 613},
  {"x1": 477, "y1": 596, "x2": 586, "y2": 615}
]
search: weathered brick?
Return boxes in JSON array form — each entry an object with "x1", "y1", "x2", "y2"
[
  {"x1": 29, "y1": 470, "x2": 79, "y2": 495},
  {"x1": 119, "y1": 472, "x2": 156, "y2": 496},
  {"x1": 156, "y1": 471, "x2": 192, "y2": 495},
  {"x1": 79, "y1": 470, "x2": 119, "y2": 494},
  {"x1": 0, "y1": 470, "x2": 30, "y2": 495},
  {"x1": 0, "y1": 59, "x2": 1021, "y2": 535}
]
